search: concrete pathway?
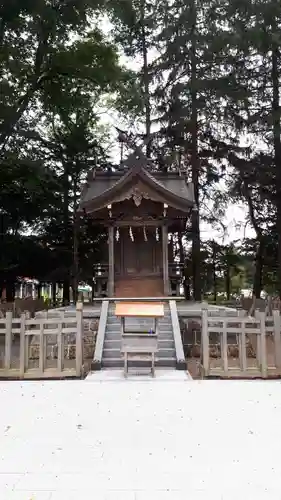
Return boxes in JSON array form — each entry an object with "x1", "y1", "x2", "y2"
[{"x1": 0, "y1": 375, "x2": 281, "y2": 499}]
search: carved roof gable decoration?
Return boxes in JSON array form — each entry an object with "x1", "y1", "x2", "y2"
[
  {"x1": 78, "y1": 129, "x2": 196, "y2": 215},
  {"x1": 125, "y1": 186, "x2": 150, "y2": 206}
]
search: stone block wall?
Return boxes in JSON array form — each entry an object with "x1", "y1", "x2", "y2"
[{"x1": 29, "y1": 318, "x2": 99, "y2": 361}]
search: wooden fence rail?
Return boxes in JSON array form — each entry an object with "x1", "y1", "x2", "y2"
[
  {"x1": 0, "y1": 307, "x2": 83, "y2": 379},
  {"x1": 200, "y1": 308, "x2": 281, "y2": 378}
]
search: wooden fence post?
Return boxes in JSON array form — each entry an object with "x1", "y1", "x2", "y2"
[
  {"x1": 76, "y1": 302, "x2": 83, "y2": 377},
  {"x1": 254, "y1": 309, "x2": 261, "y2": 368},
  {"x1": 57, "y1": 318, "x2": 63, "y2": 373},
  {"x1": 5, "y1": 311, "x2": 13, "y2": 370},
  {"x1": 239, "y1": 318, "x2": 247, "y2": 372},
  {"x1": 220, "y1": 317, "x2": 228, "y2": 373},
  {"x1": 19, "y1": 313, "x2": 26, "y2": 378},
  {"x1": 39, "y1": 318, "x2": 45, "y2": 374},
  {"x1": 259, "y1": 311, "x2": 267, "y2": 378},
  {"x1": 201, "y1": 308, "x2": 209, "y2": 377},
  {"x1": 273, "y1": 310, "x2": 281, "y2": 372}
]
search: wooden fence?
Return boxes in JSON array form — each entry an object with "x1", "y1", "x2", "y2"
[
  {"x1": 0, "y1": 306, "x2": 84, "y2": 379},
  {"x1": 200, "y1": 308, "x2": 281, "y2": 378}
]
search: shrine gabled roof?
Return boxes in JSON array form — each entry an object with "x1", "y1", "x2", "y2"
[{"x1": 78, "y1": 162, "x2": 195, "y2": 214}]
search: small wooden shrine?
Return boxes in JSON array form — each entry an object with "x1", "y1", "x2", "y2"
[{"x1": 78, "y1": 144, "x2": 195, "y2": 298}]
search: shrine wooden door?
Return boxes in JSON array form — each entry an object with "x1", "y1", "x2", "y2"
[{"x1": 115, "y1": 226, "x2": 162, "y2": 277}]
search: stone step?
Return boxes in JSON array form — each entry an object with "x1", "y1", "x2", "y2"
[
  {"x1": 106, "y1": 323, "x2": 172, "y2": 329},
  {"x1": 102, "y1": 304, "x2": 177, "y2": 369},
  {"x1": 104, "y1": 339, "x2": 175, "y2": 349},
  {"x1": 106, "y1": 320, "x2": 171, "y2": 325},
  {"x1": 106, "y1": 321, "x2": 172, "y2": 330},
  {"x1": 105, "y1": 329, "x2": 173, "y2": 336},
  {"x1": 107, "y1": 319, "x2": 172, "y2": 324},
  {"x1": 103, "y1": 348, "x2": 176, "y2": 359},
  {"x1": 105, "y1": 329, "x2": 173, "y2": 335},
  {"x1": 105, "y1": 332, "x2": 174, "y2": 341},
  {"x1": 102, "y1": 357, "x2": 177, "y2": 368}
]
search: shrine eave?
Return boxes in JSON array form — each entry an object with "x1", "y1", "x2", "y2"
[{"x1": 78, "y1": 165, "x2": 195, "y2": 215}]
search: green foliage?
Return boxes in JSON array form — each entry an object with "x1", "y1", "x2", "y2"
[
  {"x1": 0, "y1": 0, "x2": 126, "y2": 300},
  {"x1": 2, "y1": 0, "x2": 281, "y2": 301}
]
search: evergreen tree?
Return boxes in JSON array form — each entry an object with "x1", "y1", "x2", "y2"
[
  {"x1": 0, "y1": 0, "x2": 124, "y2": 301},
  {"x1": 224, "y1": 0, "x2": 281, "y2": 295}
]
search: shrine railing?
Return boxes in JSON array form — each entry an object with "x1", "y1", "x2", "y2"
[{"x1": 93, "y1": 263, "x2": 184, "y2": 279}]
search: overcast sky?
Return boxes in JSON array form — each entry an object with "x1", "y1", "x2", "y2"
[{"x1": 201, "y1": 204, "x2": 255, "y2": 244}]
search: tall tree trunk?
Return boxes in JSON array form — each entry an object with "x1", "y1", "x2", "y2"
[
  {"x1": 0, "y1": 19, "x2": 6, "y2": 47},
  {"x1": 6, "y1": 280, "x2": 15, "y2": 302},
  {"x1": 184, "y1": 275, "x2": 191, "y2": 300},
  {"x1": 62, "y1": 163, "x2": 70, "y2": 305},
  {"x1": 225, "y1": 266, "x2": 231, "y2": 301},
  {"x1": 242, "y1": 181, "x2": 264, "y2": 298},
  {"x1": 52, "y1": 282, "x2": 57, "y2": 307},
  {"x1": 253, "y1": 240, "x2": 263, "y2": 298},
  {"x1": 140, "y1": 0, "x2": 151, "y2": 157},
  {"x1": 271, "y1": 45, "x2": 281, "y2": 297},
  {"x1": 212, "y1": 246, "x2": 217, "y2": 303},
  {"x1": 63, "y1": 281, "x2": 70, "y2": 306},
  {"x1": 63, "y1": 284, "x2": 70, "y2": 307},
  {"x1": 72, "y1": 174, "x2": 79, "y2": 304},
  {"x1": 190, "y1": 0, "x2": 201, "y2": 301}
]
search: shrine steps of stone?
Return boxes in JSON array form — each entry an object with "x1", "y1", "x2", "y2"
[
  {"x1": 91, "y1": 298, "x2": 186, "y2": 372},
  {"x1": 102, "y1": 302, "x2": 177, "y2": 369}
]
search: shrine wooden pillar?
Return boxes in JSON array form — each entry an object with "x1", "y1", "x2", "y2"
[
  {"x1": 162, "y1": 224, "x2": 169, "y2": 295},
  {"x1": 108, "y1": 225, "x2": 114, "y2": 296}
]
